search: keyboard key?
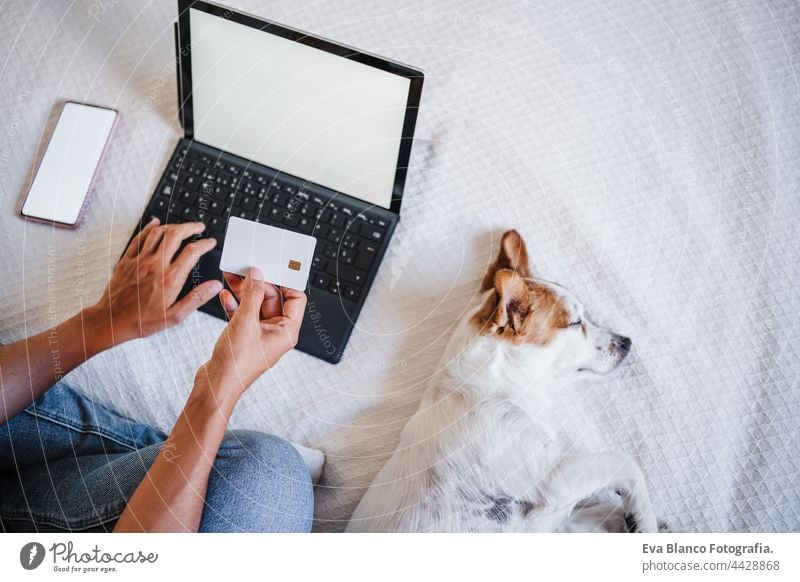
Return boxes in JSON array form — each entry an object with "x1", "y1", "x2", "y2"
[
  {"x1": 241, "y1": 195, "x2": 257, "y2": 211},
  {"x1": 312, "y1": 272, "x2": 329, "y2": 289},
  {"x1": 328, "y1": 264, "x2": 366, "y2": 286},
  {"x1": 208, "y1": 200, "x2": 225, "y2": 216},
  {"x1": 301, "y1": 202, "x2": 321, "y2": 216},
  {"x1": 286, "y1": 198, "x2": 302, "y2": 213},
  {"x1": 363, "y1": 227, "x2": 385, "y2": 242},
  {"x1": 180, "y1": 189, "x2": 197, "y2": 205},
  {"x1": 326, "y1": 228, "x2": 342, "y2": 244},
  {"x1": 339, "y1": 249, "x2": 355, "y2": 265},
  {"x1": 342, "y1": 234, "x2": 359, "y2": 249},
  {"x1": 344, "y1": 287, "x2": 360, "y2": 301},
  {"x1": 297, "y1": 217, "x2": 313, "y2": 233},
  {"x1": 331, "y1": 213, "x2": 346, "y2": 228},
  {"x1": 312, "y1": 256, "x2": 327, "y2": 272},
  {"x1": 323, "y1": 245, "x2": 339, "y2": 260},
  {"x1": 359, "y1": 240, "x2": 379, "y2": 254},
  {"x1": 355, "y1": 242, "x2": 378, "y2": 271}
]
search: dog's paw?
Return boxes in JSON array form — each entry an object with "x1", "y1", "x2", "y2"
[
  {"x1": 657, "y1": 518, "x2": 686, "y2": 533},
  {"x1": 623, "y1": 510, "x2": 659, "y2": 533}
]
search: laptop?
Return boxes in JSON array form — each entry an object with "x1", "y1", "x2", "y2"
[{"x1": 126, "y1": 0, "x2": 424, "y2": 363}]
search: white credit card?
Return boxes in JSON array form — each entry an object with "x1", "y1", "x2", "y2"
[{"x1": 219, "y1": 217, "x2": 317, "y2": 291}]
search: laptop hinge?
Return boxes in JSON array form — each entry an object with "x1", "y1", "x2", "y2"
[{"x1": 174, "y1": 22, "x2": 185, "y2": 132}]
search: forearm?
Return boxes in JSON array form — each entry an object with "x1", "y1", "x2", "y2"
[
  {"x1": 114, "y1": 368, "x2": 240, "y2": 532},
  {"x1": 0, "y1": 307, "x2": 113, "y2": 424}
]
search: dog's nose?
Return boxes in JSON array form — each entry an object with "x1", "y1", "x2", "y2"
[{"x1": 619, "y1": 336, "x2": 632, "y2": 352}]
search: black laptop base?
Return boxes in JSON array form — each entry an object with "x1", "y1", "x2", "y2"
[{"x1": 131, "y1": 138, "x2": 398, "y2": 363}]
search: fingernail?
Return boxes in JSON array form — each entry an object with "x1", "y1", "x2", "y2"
[
  {"x1": 249, "y1": 267, "x2": 264, "y2": 281},
  {"x1": 149, "y1": 216, "x2": 159, "y2": 225}
]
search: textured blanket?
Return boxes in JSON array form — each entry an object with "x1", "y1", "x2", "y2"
[{"x1": 0, "y1": 0, "x2": 797, "y2": 531}]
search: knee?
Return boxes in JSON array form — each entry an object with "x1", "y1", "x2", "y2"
[{"x1": 200, "y1": 430, "x2": 314, "y2": 533}]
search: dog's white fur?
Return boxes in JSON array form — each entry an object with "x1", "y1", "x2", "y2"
[{"x1": 346, "y1": 231, "x2": 658, "y2": 533}]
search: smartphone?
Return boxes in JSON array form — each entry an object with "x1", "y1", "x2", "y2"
[{"x1": 20, "y1": 101, "x2": 119, "y2": 228}]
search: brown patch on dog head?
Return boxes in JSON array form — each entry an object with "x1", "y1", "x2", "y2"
[
  {"x1": 472, "y1": 269, "x2": 571, "y2": 345},
  {"x1": 480, "y1": 230, "x2": 532, "y2": 291}
]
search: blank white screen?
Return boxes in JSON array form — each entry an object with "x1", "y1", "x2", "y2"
[
  {"x1": 190, "y1": 9, "x2": 411, "y2": 209},
  {"x1": 22, "y1": 103, "x2": 116, "y2": 225}
]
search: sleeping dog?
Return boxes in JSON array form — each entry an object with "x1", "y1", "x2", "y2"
[{"x1": 347, "y1": 230, "x2": 659, "y2": 532}]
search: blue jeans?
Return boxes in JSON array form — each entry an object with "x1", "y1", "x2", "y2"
[{"x1": 0, "y1": 382, "x2": 313, "y2": 532}]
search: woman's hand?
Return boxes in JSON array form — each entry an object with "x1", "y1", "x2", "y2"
[
  {"x1": 198, "y1": 268, "x2": 307, "y2": 400},
  {"x1": 87, "y1": 218, "x2": 222, "y2": 345}
]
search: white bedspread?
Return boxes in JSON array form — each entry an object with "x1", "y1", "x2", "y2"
[{"x1": 1, "y1": 0, "x2": 798, "y2": 532}]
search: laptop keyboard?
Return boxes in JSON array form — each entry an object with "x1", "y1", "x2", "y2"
[{"x1": 145, "y1": 144, "x2": 391, "y2": 303}]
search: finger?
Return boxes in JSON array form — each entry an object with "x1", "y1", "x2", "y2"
[
  {"x1": 142, "y1": 224, "x2": 167, "y2": 254},
  {"x1": 280, "y1": 288, "x2": 308, "y2": 322},
  {"x1": 223, "y1": 271, "x2": 245, "y2": 300},
  {"x1": 168, "y1": 237, "x2": 217, "y2": 285},
  {"x1": 219, "y1": 288, "x2": 239, "y2": 320},
  {"x1": 122, "y1": 217, "x2": 159, "y2": 260},
  {"x1": 238, "y1": 267, "x2": 265, "y2": 318},
  {"x1": 165, "y1": 279, "x2": 223, "y2": 325},
  {"x1": 157, "y1": 222, "x2": 207, "y2": 262},
  {"x1": 261, "y1": 282, "x2": 282, "y2": 319}
]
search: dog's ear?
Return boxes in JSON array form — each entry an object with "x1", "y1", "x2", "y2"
[
  {"x1": 490, "y1": 268, "x2": 531, "y2": 332},
  {"x1": 481, "y1": 230, "x2": 532, "y2": 291}
]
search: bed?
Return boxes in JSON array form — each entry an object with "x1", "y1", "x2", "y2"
[{"x1": 0, "y1": 0, "x2": 798, "y2": 532}]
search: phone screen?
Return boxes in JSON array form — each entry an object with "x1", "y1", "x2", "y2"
[{"x1": 22, "y1": 102, "x2": 118, "y2": 226}]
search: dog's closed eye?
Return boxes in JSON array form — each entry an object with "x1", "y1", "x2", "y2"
[{"x1": 568, "y1": 318, "x2": 582, "y2": 327}]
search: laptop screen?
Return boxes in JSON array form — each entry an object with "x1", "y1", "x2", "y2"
[{"x1": 188, "y1": 8, "x2": 412, "y2": 210}]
